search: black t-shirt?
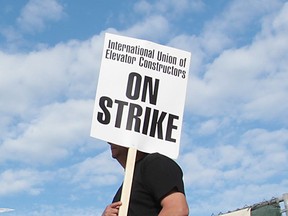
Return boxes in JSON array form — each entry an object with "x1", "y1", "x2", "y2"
[{"x1": 113, "y1": 153, "x2": 185, "y2": 216}]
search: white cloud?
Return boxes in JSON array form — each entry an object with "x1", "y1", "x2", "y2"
[
  {"x1": 185, "y1": 2, "x2": 288, "y2": 123},
  {"x1": 180, "y1": 126, "x2": 288, "y2": 215},
  {"x1": 66, "y1": 150, "x2": 123, "y2": 189},
  {"x1": 0, "y1": 169, "x2": 51, "y2": 196},
  {"x1": 11, "y1": 205, "x2": 103, "y2": 216},
  {"x1": 0, "y1": 26, "x2": 23, "y2": 44},
  {"x1": 167, "y1": 1, "x2": 286, "y2": 81},
  {"x1": 134, "y1": 0, "x2": 204, "y2": 15},
  {"x1": 122, "y1": 15, "x2": 170, "y2": 42},
  {"x1": 0, "y1": 99, "x2": 100, "y2": 165},
  {"x1": 197, "y1": 118, "x2": 222, "y2": 135},
  {"x1": 271, "y1": 2, "x2": 288, "y2": 32},
  {"x1": 199, "y1": 0, "x2": 283, "y2": 54},
  {"x1": 241, "y1": 128, "x2": 288, "y2": 158},
  {"x1": 0, "y1": 34, "x2": 106, "y2": 165},
  {"x1": 17, "y1": 0, "x2": 64, "y2": 33},
  {"x1": 129, "y1": 0, "x2": 204, "y2": 42},
  {"x1": 0, "y1": 35, "x2": 101, "y2": 116},
  {"x1": 180, "y1": 127, "x2": 288, "y2": 188}
]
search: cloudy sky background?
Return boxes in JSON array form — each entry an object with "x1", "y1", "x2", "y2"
[{"x1": 1, "y1": 0, "x2": 288, "y2": 215}]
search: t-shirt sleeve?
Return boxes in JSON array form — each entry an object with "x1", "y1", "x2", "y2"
[{"x1": 142, "y1": 154, "x2": 185, "y2": 202}]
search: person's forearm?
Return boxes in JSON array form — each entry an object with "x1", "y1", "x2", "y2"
[{"x1": 159, "y1": 192, "x2": 189, "y2": 216}]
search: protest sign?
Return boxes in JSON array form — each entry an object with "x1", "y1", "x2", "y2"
[
  {"x1": 91, "y1": 33, "x2": 191, "y2": 216},
  {"x1": 91, "y1": 33, "x2": 191, "y2": 159}
]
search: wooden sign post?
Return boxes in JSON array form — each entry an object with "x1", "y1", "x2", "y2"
[{"x1": 118, "y1": 147, "x2": 137, "y2": 216}]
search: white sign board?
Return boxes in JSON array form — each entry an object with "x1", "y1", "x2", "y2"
[{"x1": 91, "y1": 33, "x2": 191, "y2": 159}]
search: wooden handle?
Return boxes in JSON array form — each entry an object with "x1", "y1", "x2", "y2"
[{"x1": 118, "y1": 147, "x2": 137, "y2": 216}]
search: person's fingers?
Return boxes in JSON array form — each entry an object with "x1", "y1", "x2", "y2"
[
  {"x1": 102, "y1": 202, "x2": 122, "y2": 216},
  {"x1": 110, "y1": 201, "x2": 122, "y2": 208}
]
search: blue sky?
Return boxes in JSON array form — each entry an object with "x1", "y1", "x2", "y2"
[{"x1": 1, "y1": 0, "x2": 288, "y2": 215}]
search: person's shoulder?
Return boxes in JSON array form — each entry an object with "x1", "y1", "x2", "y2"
[
  {"x1": 141, "y1": 153, "x2": 183, "y2": 175},
  {"x1": 143, "y1": 153, "x2": 178, "y2": 166},
  {"x1": 145, "y1": 152, "x2": 169, "y2": 161}
]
